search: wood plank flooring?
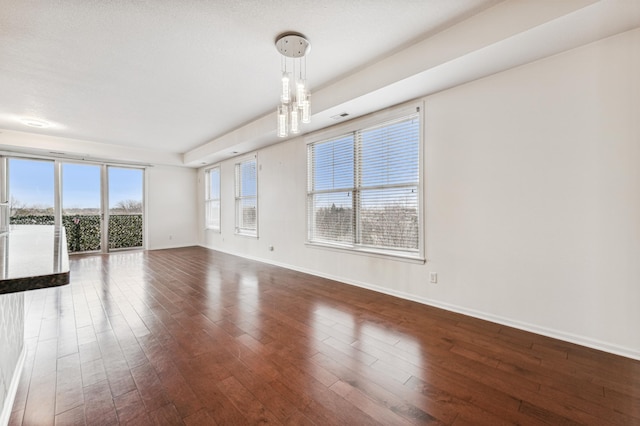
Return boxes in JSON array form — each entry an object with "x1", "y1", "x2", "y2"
[{"x1": 8, "y1": 246, "x2": 640, "y2": 425}]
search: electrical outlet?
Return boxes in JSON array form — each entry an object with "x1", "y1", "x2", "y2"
[{"x1": 429, "y1": 272, "x2": 438, "y2": 283}]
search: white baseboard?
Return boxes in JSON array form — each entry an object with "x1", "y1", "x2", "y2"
[
  {"x1": 148, "y1": 242, "x2": 197, "y2": 251},
  {"x1": 0, "y1": 347, "x2": 26, "y2": 426},
  {"x1": 199, "y1": 245, "x2": 640, "y2": 361}
]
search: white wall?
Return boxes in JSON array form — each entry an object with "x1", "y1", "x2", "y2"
[
  {"x1": 147, "y1": 165, "x2": 198, "y2": 250},
  {"x1": 425, "y1": 28, "x2": 640, "y2": 356},
  {"x1": 0, "y1": 293, "x2": 24, "y2": 425},
  {"x1": 200, "y1": 28, "x2": 640, "y2": 359}
]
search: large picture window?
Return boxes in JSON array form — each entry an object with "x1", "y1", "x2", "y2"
[
  {"x1": 235, "y1": 155, "x2": 258, "y2": 237},
  {"x1": 307, "y1": 107, "x2": 421, "y2": 258},
  {"x1": 205, "y1": 166, "x2": 221, "y2": 231}
]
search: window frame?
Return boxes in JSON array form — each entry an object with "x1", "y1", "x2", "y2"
[
  {"x1": 234, "y1": 154, "x2": 258, "y2": 238},
  {"x1": 205, "y1": 165, "x2": 221, "y2": 232},
  {"x1": 305, "y1": 101, "x2": 424, "y2": 261}
]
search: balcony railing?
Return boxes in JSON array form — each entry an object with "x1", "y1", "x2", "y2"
[{"x1": 9, "y1": 214, "x2": 143, "y2": 252}]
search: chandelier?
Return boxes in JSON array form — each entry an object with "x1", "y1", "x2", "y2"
[{"x1": 275, "y1": 32, "x2": 311, "y2": 138}]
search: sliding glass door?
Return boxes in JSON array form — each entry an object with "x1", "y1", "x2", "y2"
[
  {"x1": 7, "y1": 158, "x2": 55, "y2": 226},
  {"x1": 62, "y1": 163, "x2": 102, "y2": 252},
  {"x1": 5, "y1": 156, "x2": 144, "y2": 254},
  {"x1": 107, "y1": 167, "x2": 144, "y2": 250}
]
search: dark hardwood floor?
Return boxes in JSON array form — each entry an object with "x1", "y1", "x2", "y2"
[{"x1": 8, "y1": 246, "x2": 640, "y2": 425}]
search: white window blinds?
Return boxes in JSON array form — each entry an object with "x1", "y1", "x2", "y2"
[
  {"x1": 235, "y1": 157, "x2": 257, "y2": 236},
  {"x1": 307, "y1": 134, "x2": 355, "y2": 244},
  {"x1": 205, "y1": 166, "x2": 220, "y2": 230},
  {"x1": 307, "y1": 111, "x2": 421, "y2": 256}
]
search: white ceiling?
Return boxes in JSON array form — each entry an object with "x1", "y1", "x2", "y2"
[
  {"x1": 0, "y1": 0, "x2": 639, "y2": 167},
  {"x1": 0, "y1": 1, "x2": 498, "y2": 152}
]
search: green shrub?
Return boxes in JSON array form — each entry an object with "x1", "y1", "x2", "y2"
[
  {"x1": 10, "y1": 214, "x2": 143, "y2": 252},
  {"x1": 109, "y1": 215, "x2": 143, "y2": 249},
  {"x1": 9, "y1": 215, "x2": 54, "y2": 225},
  {"x1": 63, "y1": 215, "x2": 101, "y2": 252}
]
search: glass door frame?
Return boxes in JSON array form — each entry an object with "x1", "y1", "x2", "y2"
[
  {"x1": 101, "y1": 164, "x2": 108, "y2": 252},
  {"x1": 60, "y1": 161, "x2": 103, "y2": 254},
  {"x1": 105, "y1": 165, "x2": 146, "y2": 252},
  {"x1": 0, "y1": 157, "x2": 10, "y2": 234},
  {"x1": 2, "y1": 154, "x2": 146, "y2": 254},
  {"x1": 61, "y1": 161, "x2": 146, "y2": 254}
]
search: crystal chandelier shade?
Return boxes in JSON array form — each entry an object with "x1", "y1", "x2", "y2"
[{"x1": 275, "y1": 33, "x2": 311, "y2": 138}]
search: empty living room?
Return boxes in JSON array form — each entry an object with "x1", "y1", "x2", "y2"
[{"x1": 1, "y1": 1, "x2": 639, "y2": 425}]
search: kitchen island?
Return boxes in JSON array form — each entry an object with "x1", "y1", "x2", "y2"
[
  {"x1": 0, "y1": 225, "x2": 70, "y2": 425},
  {"x1": 0, "y1": 225, "x2": 70, "y2": 295}
]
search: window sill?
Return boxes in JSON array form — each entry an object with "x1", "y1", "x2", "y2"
[
  {"x1": 235, "y1": 230, "x2": 258, "y2": 239},
  {"x1": 305, "y1": 241, "x2": 425, "y2": 264}
]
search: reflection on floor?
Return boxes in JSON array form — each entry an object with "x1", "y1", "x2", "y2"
[{"x1": 9, "y1": 246, "x2": 640, "y2": 425}]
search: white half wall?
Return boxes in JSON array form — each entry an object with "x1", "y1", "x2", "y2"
[
  {"x1": 200, "y1": 28, "x2": 640, "y2": 359},
  {"x1": 0, "y1": 293, "x2": 24, "y2": 425},
  {"x1": 147, "y1": 165, "x2": 198, "y2": 250}
]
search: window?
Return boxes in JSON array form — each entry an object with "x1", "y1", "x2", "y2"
[
  {"x1": 205, "y1": 166, "x2": 221, "y2": 231},
  {"x1": 235, "y1": 156, "x2": 258, "y2": 237},
  {"x1": 307, "y1": 107, "x2": 422, "y2": 258}
]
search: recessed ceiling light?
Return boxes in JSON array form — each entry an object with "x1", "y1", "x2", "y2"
[{"x1": 19, "y1": 118, "x2": 52, "y2": 128}]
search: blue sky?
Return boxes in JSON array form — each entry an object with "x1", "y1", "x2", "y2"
[
  {"x1": 9, "y1": 158, "x2": 143, "y2": 209},
  {"x1": 9, "y1": 159, "x2": 54, "y2": 207}
]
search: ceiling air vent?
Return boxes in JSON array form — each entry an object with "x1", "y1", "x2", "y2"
[{"x1": 330, "y1": 112, "x2": 349, "y2": 120}]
